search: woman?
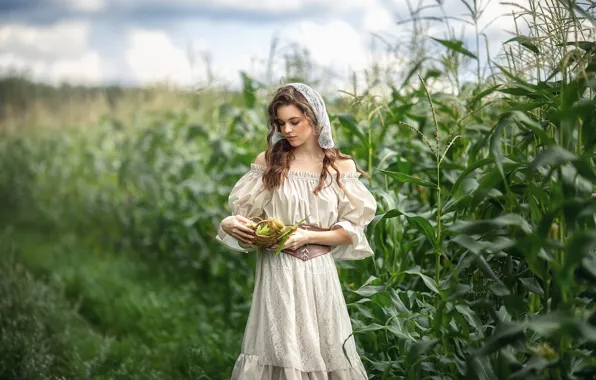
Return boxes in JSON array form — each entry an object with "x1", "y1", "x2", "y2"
[{"x1": 217, "y1": 82, "x2": 377, "y2": 379}]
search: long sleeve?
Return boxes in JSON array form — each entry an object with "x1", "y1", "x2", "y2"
[
  {"x1": 216, "y1": 165, "x2": 270, "y2": 252},
  {"x1": 329, "y1": 179, "x2": 377, "y2": 260}
]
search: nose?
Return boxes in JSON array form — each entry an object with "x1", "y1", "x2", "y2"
[{"x1": 281, "y1": 123, "x2": 293, "y2": 135}]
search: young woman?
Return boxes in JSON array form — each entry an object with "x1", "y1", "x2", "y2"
[{"x1": 217, "y1": 83, "x2": 377, "y2": 379}]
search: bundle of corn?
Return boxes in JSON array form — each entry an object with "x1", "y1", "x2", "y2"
[{"x1": 247, "y1": 215, "x2": 309, "y2": 255}]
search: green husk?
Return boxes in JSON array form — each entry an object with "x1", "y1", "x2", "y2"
[{"x1": 273, "y1": 216, "x2": 310, "y2": 256}]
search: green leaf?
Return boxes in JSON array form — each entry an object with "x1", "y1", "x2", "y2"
[
  {"x1": 498, "y1": 87, "x2": 536, "y2": 96},
  {"x1": 489, "y1": 116, "x2": 513, "y2": 181},
  {"x1": 240, "y1": 72, "x2": 257, "y2": 108},
  {"x1": 472, "y1": 322, "x2": 525, "y2": 356},
  {"x1": 451, "y1": 234, "x2": 489, "y2": 254},
  {"x1": 519, "y1": 278, "x2": 544, "y2": 296},
  {"x1": 446, "y1": 284, "x2": 471, "y2": 301},
  {"x1": 451, "y1": 235, "x2": 516, "y2": 256},
  {"x1": 525, "y1": 312, "x2": 564, "y2": 335},
  {"x1": 405, "y1": 215, "x2": 439, "y2": 251},
  {"x1": 488, "y1": 282, "x2": 511, "y2": 297},
  {"x1": 386, "y1": 323, "x2": 417, "y2": 341},
  {"x1": 472, "y1": 254, "x2": 511, "y2": 296},
  {"x1": 504, "y1": 36, "x2": 540, "y2": 55},
  {"x1": 450, "y1": 214, "x2": 533, "y2": 235},
  {"x1": 404, "y1": 267, "x2": 441, "y2": 294},
  {"x1": 351, "y1": 302, "x2": 376, "y2": 319},
  {"x1": 455, "y1": 304, "x2": 483, "y2": 333},
  {"x1": 559, "y1": 230, "x2": 596, "y2": 288},
  {"x1": 511, "y1": 356, "x2": 551, "y2": 378},
  {"x1": 493, "y1": 62, "x2": 538, "y2": 90},
  {"x1": 544, "y1": 51, "x2": 581, "y2": 81},
  {"x1": 580, "y1": 253, "x2": 596, "y2": 281},
  {"x1": 336, "y1": 113, "x2": 368, "y2": 147},
  {"x1": 467, "y1": 84, "x2": 502, "y2": 109},
  {"x1": 448, "y1": 158, "x2": 493, "y2": 196},
  {"x1": 430, "y1": 37, "x2": 478, "y2": 59},
  {"x1": 571, "y1": 155, "x2": 596, "y2": 184},
  {"x1": 508, "y1": 102, "x2": 544, "y2": 112},
  {"x1": 387, "y1": 288, "x2": 411, "y2": 315},
  {"x1": 352, "y1": 276, "x2": 385, "y2": 297},
  {"x1": 506, "y1": 110, "x2": 555, "y2": 146},
  {"x1": 378, "y1": 169, "x2": 438, "y2": 189},
  {"x1": 400, "y1": 58, "x2": 428, "y2": 89},
  {"x1": 353, "y1": 323, "x2": 387, "y2": 334},
  {"x1": 468, "y1": 356, "x2": 499, "y2": 380},
  {"x1": 526, "y1": 312, "x2": 596, "y2": 342},
  {"x1": 452, "y1": 250, "x2": 475, "y2": 273},
  {"x1": 406, "y1": 338, "x2": 440, "y2": 365},
  {"x1": 372, "y1": 207, "x2": 438, "y2": 251},
  {"x1": 565, "y1": 318, "x2": 596, "y2": 342},
  {"x1": 368, "y1": 209, "x2": 402, "y2": 232},
  {"x1": 557, "y1": 41, "x2": 596, "y2": 52},
  {"x1": 531, "y1": 146, "x2": 578, "y2": 171},
  {"x1": 352, "y1": 285, "x2": 386, "y2": 297}
]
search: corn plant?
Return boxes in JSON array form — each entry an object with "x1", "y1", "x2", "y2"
[{"x1": 339, "y1": 2, "x2": 596, "y2": 378}]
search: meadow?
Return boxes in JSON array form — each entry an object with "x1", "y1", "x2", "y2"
[{"x1": 1, "y1": 1, "x2": 595, "y2": 379}]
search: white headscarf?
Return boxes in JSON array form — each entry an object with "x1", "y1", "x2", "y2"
[{"x1": 270, "y1": 83, "x2": 335, "y2": 149}]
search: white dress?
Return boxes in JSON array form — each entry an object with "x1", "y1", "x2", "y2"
[{"x1": 216, "y1": 164, "x2": 377, "y2": 380}]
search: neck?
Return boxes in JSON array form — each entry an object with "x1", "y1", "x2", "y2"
[{"x1": 293, "y1": 137, "x2": 324, "y2": 160}]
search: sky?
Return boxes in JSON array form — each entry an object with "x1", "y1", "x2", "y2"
[{"x1": 0, "y1": 0, "x2": 536, "y2": 90}]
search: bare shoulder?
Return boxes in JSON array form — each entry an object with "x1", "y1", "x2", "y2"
[
  {"x1": 335, "y1": 158, "x2": 357, "y2": 173},
  {"x1": 254, "y1": 151, "x2": 267, "y2": 166}
]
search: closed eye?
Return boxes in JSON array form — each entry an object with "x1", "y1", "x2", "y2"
[
  {"x1": 275, "y1": 117, "x2": 301, "y2": 126},
  {"x1": 275, "y1": 121, "x2": 300, "y2": 127}
]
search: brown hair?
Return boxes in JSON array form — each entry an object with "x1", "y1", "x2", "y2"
[{"x1": 262, "y1": 85, "x2": 367, "y2": 195}]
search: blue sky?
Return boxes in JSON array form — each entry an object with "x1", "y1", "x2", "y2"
[{"x1": 0, "y1": 0, "x2": 527, "y2": 89}]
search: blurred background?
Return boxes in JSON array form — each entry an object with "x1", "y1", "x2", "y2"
[
  {"x1": 1, "y1": 0, "x2": 525, "y2": 132},
  {"x1": 1, "y1": 0, "x2": 519, "y2": 87},
  {"x1": 1, "y1": 1, "x2": 595, "y2": 379}
]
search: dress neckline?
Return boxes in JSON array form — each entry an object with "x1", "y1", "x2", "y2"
[{"x1": 250, "y1": 163, "x2": 361, "y2": 180}]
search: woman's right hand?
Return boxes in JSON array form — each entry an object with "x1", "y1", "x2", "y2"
[{"x1": 221, "y1": 215, "x2": 255, "y2": 245}]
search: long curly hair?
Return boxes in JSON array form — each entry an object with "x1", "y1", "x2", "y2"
[{"x1": 262, "y1": 85, "x2": 367, "y2": 195}]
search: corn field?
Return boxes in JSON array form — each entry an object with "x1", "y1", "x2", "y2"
[{"x1": 1, "y1": 1, "x2": 595, "y2": 379}]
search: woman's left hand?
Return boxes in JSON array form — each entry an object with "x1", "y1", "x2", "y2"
[{"x1": 273, "y1": 228, "x2": 311, "y2": 251}]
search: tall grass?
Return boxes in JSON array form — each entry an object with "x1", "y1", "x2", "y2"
[{"x1": 0, "y1": 0, "x2": 595, "y2": 379}]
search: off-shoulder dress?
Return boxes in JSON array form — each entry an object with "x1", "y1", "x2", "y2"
[{"x1": 217, "y1": 164, "x2": 377, "y2": 380}]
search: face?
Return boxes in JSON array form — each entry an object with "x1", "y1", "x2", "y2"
[{"x1": 275, "y1": 104, "x2": 316, "y2": 147}]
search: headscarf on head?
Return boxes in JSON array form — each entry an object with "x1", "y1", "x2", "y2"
[{"x1": 270, "y1": 83, "x2": 335, "y2": 149}]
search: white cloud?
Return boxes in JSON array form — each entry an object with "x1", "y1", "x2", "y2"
[
  {"x1": 281, "y1": 20, "x2": 369, "y2": 76},
  {"x1": 50, "y1": 51, "x2": 103, "y2": 81},
  {"x1": 0, "y1": 0, "x2": 548, "y2": 89},
  {"x1": 126, "y1": 29, "x2": 194, "y2": 86},
  {"x1": 363, "y1": 7, "x2": 393, "y2": 32},
  {"x1": 0, "y1": 21, "x2": 91, "y2": 60},
  {"x1": 110, "y1": 0, "x2": 372, "y2": 12},
  {"x1": 55, "y1": 0, "x2": 107, "y2": 12},
  {"x1": 0, "y1": 21, "x2": 103, "y2": 84}
]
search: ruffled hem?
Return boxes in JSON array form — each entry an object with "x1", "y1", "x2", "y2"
[
  {"x1": 329, "y1": 221, "x2": 374, "y2": 260},
  {"x1": 231, "y1": 354, "x2": 369, "y2": 380}
]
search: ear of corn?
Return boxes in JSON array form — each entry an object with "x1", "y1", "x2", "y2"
[{"x1": 247, "y1": 215, "x2": 309, "y2": 255}]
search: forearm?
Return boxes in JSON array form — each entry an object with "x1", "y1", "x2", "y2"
[{"x1": 306, "y1": 228, "x2": 352, "y2": 246}]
